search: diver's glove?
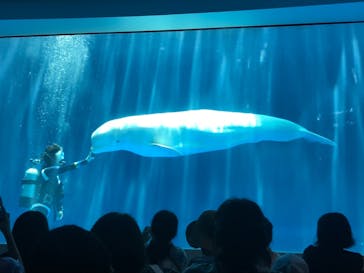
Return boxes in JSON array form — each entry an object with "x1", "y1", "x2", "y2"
[
  {"x1": 74, "y1": 151, "x2": 95, "y2": 168},
  {"x1": 85, "y1": 151, "x2": 95, "y2": 163},
  {"x1": 56, "y1": 209, "x2": 64, "y2": 221}
]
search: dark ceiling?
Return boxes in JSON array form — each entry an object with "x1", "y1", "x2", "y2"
[{"x1": 0, "y1": 0, "x2": 363, "y2": 19}]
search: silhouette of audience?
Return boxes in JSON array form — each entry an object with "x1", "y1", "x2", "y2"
[
  {"x1": 2, "y1": 198, "x2": 364, "y2": 273},
  {"x1": 271, "y1": 254, "x2": 309, "y2": 273},
  {"x1": 0, "y1": 257, "x2": 24, "y2": 273},
  {"x1": 27, "y1": 225, "x2": 112, "y2": 273},
  {"x1": 214, "y1": 198, "x2": 273, "y2": 273},
  {"x1": 12, "y1": 211, "x2": 49, "y2": 272},
  {"x1": 146, "y1": 210, "x2": 188, "y2": 273},
  {"x1": 303, "y1": 212, "x2": 363, "y2": 273},
  {"x1": 91, "y1": 212, "x2": 146, "y2": 273},
  {"x1": 0, "y1": 197, "x2": 24, "y2": 272},
  {"x1": 184, "y1": 210, "x2": 216, "y2": 273},
  {"x1": 186, "y1": 210, "x2": 216, "y2": 257}
]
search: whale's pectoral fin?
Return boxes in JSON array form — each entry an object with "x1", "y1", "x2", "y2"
[{"x1": 151, "y1": 143, "x2": 182, "y2": 156}]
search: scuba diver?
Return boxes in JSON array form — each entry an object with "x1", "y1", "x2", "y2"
[{"x1": 20, "y1": 143, "x2": 94, "y2": 221}]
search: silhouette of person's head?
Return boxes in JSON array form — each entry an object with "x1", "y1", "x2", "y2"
[
  {"x1": 186, "y1": 210, "x2": 216, "y2": 256},
  {"x1": 146, "y1": 210, "x2": 180, "y2": 266},
  {"x1": 28, "y1": 225, "x2": 111, "y2": 273},
  {"x1": 91, "y1": 212, "x2": 146, "y2": 273},
  {"x1": 151, "y1": 210, "x2": 178, "y2": 243},
  {"x1": 186, "y1": 221, "x2": 199, "y2": 248},
  {"x1": 12, "y1": 211, "x2": 49, "y2": 271},
  {"x1": 12, "y1": 210, "x2": 49, "y2": 242},
  {"x1": 316, "y1": 212, "x2": 354, "y2": 249},
  {"x1": 214, "y1": 198, "x2": 272, "y2": 273}
]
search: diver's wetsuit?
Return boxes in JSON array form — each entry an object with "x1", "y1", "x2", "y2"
[{"x1": 32, "y1": 159, "x2": 89, "y2": 220}]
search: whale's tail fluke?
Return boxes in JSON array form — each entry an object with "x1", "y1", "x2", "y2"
[{"x1": 302, "y1": 129, "x2": 336, "y2": 146}]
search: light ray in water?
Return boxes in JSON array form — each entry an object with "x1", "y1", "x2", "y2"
[
  {"x1": 38, "y1": 36, "x2": 90, "y2": 140},
  {"x1": 351, "y1": 27, "x2": 363, "y2": 85},
  {"x1": 330, "y1": 46, "x2": 347, "y2": 209},
  {"x1": 188, "y1": 31, "x2": 203, "y2": 109},
  {"x1": 119, "y1": 34, "x2": 137, "y2": 116}
]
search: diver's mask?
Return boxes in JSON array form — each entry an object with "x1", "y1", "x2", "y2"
[{"x1": 54, "y1": 149, "x2": 65, "y2": 165}]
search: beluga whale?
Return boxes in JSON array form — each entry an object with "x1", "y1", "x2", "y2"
[{"x1": 90, "y1": 109, "x2": 335, "y2": 157}]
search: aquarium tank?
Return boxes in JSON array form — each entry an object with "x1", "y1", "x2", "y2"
[{"x1": 0, "y1": 5, "x2": 364, "y2": 254}]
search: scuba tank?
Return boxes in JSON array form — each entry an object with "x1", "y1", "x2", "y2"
[{"x1": 19, "y1": 167, "x2": 40, "y2": 208}]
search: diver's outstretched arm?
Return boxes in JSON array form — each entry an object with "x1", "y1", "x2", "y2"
[
  {"x1": 74, "y1": 150, "x2": 95, "y2": 167},
  {"x1": 58, "y1": 151, "x2": 95, "y2": 173}
]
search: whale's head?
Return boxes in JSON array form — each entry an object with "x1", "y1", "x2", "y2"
[
  {"x1": 91, "y1": 118, "x2": 155, "y2": 154},
  {"x1": 91, "y1": 119, "x2": 129, "y2": 154}
]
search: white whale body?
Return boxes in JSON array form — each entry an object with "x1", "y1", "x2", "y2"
[{"x1": 91, "y1": 109, "x2": 335, "y2": 157}]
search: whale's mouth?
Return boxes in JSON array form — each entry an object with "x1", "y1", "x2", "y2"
[
  {"x1": 91, "y1": 146, "x2": 117, "y2": 154},
  {"x1": 91, "y1": 138, "x2": 125, "y2": 154}
]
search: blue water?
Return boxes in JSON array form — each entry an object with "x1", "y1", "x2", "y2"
[{"x1": 0, "y1": 22, "x2": 364, "y2": 254}]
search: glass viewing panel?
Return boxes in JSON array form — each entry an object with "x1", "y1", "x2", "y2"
[{"x1": 0, "y1": 20, "x2": 363, "y2": 253}]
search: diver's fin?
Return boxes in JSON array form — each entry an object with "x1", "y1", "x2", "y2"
[{"x1": 151, "y1": 143, "x2": 182, "y2": 156}]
